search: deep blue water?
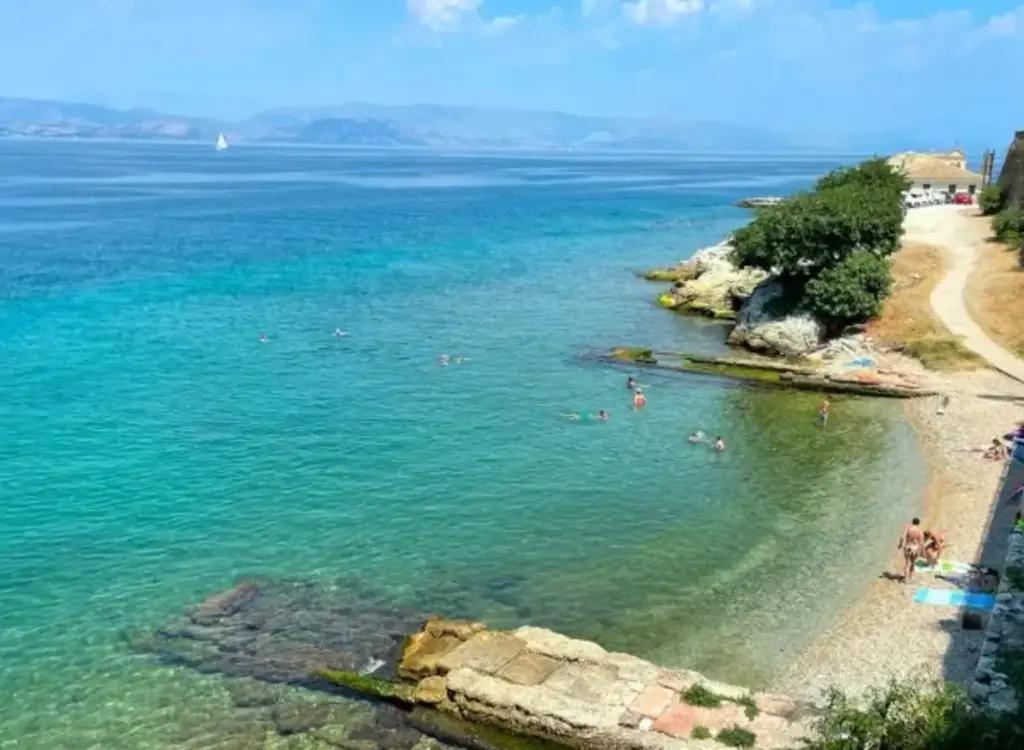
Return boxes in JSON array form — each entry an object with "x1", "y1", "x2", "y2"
[{"x1": 0, "y1": 142, "x2": 923, "y2": 748}]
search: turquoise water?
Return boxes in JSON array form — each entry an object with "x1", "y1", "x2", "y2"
[{"x1": 0, "y1": 142, "x2": 924, "y2": 748}]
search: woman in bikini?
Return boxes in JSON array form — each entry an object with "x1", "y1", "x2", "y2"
[{"x1": 898, "y1": 517, "x2": 925, "y2": 582}]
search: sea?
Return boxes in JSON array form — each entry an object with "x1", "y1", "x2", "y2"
[{"x1": 0, "y1": 141, "x2": 924, "y2": 749}]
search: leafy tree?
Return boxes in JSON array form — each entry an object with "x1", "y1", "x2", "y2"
[
  {"x1": 815, "y1": 157, "x2": 911, "y2": 199},
  {"x1": 978, "y1": 184, "x2": 1005, "y2": 215},
  {"x1": 803, "y1": 251, "x2": 892, "y2": 329},
  {"x1": 732, "y1": 183, "x2": 904, "y2": 278}
]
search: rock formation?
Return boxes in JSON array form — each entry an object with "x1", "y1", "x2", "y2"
[
  {"x1": 727, "y1": 280, "x2": 824, "y2": 357},
  {"x1": 324, "y1": 617, "x2": 818, "y2": 750},
  {"x1": 997, "y1": 130, "x2": 1024, "y2": 210},
  {"x1": 654, "y1": 241, "x2": 769, "y2": 321}
]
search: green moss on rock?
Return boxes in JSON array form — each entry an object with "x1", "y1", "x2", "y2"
[{"x1": 315, "y1": 669, "x2": 415, "y2": 704}]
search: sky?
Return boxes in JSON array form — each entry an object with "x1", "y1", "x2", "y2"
[{"x1": 0, "y1": 0, "x2": 1022, "y2": 146}]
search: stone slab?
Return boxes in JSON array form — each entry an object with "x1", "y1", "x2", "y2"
[
  {"x1": 513, "y1": 626, "x2": 607, "y2": 663},
  {"x1": 437, "y1": 632, "x2": 525, "y2": 676},
  {"x1": 629, "y1": 684, "x2": 677, "y2": 719},
  {"x1": 498, "y1": 652, "x2": 561, "y2": 686},
  {"x1": 399, "y1": 632, "x2": 463, "y2": 679}
]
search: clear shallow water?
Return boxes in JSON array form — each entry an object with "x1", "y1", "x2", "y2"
[{"x1": 0, "y1": 142, "x2": 923, "y2": 748}]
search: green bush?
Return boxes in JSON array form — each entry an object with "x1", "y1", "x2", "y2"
[
  {"x1": 801, "y1": 681, "x2": 1024, "y2": 750},
  {"x1": 717, "y1": 726, "x2": 756, "y2": 748},
  {"x1": 732, "y1": 184, "x2": 904, "y2": 278},
  {"x1": 978, "y1": 184, "x2": 1005, "y2": 215},
  {"x1": 993, "y1": 206, "x2": 1023, "y2": 246},
  {"x1": 691, "y1": 726, "x2": 712, "y2": 740},
  {"x1": 683, "y1": 684, "x2": 723, "y2": 708},
  {"x1": 803, "y1": 251, "x2": 892, "y2": 329}
]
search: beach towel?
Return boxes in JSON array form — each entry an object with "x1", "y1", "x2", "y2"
[
  {"x1": 914, "y1": 559, "x2": 976, "y2": 575},
  {"x1": 913, "y1": 588, "x2": 995, "y2": 610}
]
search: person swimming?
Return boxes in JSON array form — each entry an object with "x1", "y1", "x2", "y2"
[
  {"x1": 713, "y1": 436, "x2": 726, "y2": 453},
  {"x1": 562, "y1": 410, "x2": 608, "y2": 423},
  {"x1": 438, "y1": 353, "x2": 450, "y2": 366},
  {"x1": 259, "y1": 333, "x2": 269, "y2": 343},
  {"x1": 333, "y1": 328, "x2": 349, "y2": 338},
  {"x1": 626, "y1": 376, "x2": 637, "y2": 391},
  {"x1": 688, "y1": 430, "x2": 706, "y2": 443},
  {"x1": 632, "y1": 388, "x2": 647, "y2": 409}
]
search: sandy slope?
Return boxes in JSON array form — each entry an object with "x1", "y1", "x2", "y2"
[{"x1": 904, "y1": 206, "x2": 1024, "y2": 383}]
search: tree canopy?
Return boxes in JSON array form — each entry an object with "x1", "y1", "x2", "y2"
[{"x1": 732, "y1": 158, "x2": 906, "y2": 329}]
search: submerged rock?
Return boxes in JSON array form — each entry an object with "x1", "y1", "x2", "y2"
[{"x1": 728, "y1": 279, "x2": 824, "y2": 357}]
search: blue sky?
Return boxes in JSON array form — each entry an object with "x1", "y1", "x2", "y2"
[{"x1": 1, "y1": 1, "x2": 1022, "y2": 145}]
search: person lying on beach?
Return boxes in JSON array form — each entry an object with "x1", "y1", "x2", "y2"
[
  {"x1": 897, "y1": 517, "x2": 925, "y2": 583},
  {"x1": 921, "y1": 530, "x2": 946, "y2": 567},
  {"x1": 982, "y1": 438, "x2": 1008, "y2": 461},
  {"x1": 713, "y1": 436, "x2": 726, "y2": 453},
  {"x1": 632, "y1": 388, "x2": 647, "y2": 409},
  {"x1": 688, "y1": 430, "x2": 706, "y2": 443}
]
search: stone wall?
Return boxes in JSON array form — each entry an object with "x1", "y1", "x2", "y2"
[
  {"x1": 969, "y1": 523, "x2": 1024, "y2": 714},
  {"x1": 997, "y1": 130, "x2": 1024, "y2": 209}
]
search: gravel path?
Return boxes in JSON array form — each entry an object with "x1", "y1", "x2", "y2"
[{"x1": 905, "y1": 205, "x2": 1024, "y2": 383}]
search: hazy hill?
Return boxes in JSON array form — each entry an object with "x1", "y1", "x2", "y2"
[{"x1": 0, "y1": 95, "x2": 810, "y2": 151}]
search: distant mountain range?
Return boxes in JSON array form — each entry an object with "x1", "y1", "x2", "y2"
[
  {"x1": 0, "y1": 96, "x2": 809, "y2": 152},
  {"x1": 0, "y1": 95, "x2": 927, "y2": 153}
]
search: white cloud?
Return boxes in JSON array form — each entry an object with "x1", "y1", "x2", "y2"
[
  {"x1": 624, "y1": 0, "x2": 704, "y2": 25},
  {"x1": 985, "y1": 9, "x2": 1022, "y2": 37},
  {"x1": 482, "y1": 15, "x2": 523, "y2": 35},
  {"x1": 407, "y1": 0, "x2": 480, "y2": 32}
]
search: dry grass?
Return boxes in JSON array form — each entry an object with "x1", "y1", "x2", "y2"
[
  {"x1": 869, "y1": 241, "x2": 984, "y2": 371},
  {"x1": 966, "y1": 220, "x2": 1024, "y2": 359}
]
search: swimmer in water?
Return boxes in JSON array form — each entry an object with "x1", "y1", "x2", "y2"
[
  {"x1": 626, "y1": 376, "x2": 637, "y2": 391},
  {"x1": 597, "y1": 410, "x2": 609, "y2": 421},
  {"x1": 632, "y1": 388, "x2": 647, "y2": 409},
  {"x1": 713, "y1": 436, "x2": 726, "y2": 453},
  {"x1": 688, "y1": 430, "x2": 706, "y2": 443},
  {"x1": 438, "y1": 353, "x2": 450, "y2": 366},
  {"x1": 259, "y1": 333, "x2": 269, "y2": 343},
  {"x1": 333, "y1": 328, "x2": 349, "y2": 338}
]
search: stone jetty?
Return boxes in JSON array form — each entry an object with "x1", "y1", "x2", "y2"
[{"x1": 324, "y1": 618, "x2": 817, "y2": 750}]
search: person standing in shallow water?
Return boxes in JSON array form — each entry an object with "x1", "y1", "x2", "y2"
[
  {"x1": 632, "y1": 388, "x2": 646, "y2": 409},
  {"x1": 819, "y1": 397, "x2": 831, "y2": 427},
  {"x1": 898, "y1": 517, "x2": 925, "y2": 582}
]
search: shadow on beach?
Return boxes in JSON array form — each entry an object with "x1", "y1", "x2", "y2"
[{"x1": 940, "y1": 454, "x2": 1024, "y2": 684}]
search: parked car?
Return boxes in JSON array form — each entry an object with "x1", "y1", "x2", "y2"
[{"x1": 953, "y1": 192, "x2": 973, "y2": 205}]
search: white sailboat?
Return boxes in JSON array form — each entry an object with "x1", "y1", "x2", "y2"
[{"x1": 215, "y1": 132, "x2": 229, "y2": 151}]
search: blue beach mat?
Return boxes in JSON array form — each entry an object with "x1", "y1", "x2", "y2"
[{"x1": 914, "y1": 588, "x2": 995, "y2": 610}]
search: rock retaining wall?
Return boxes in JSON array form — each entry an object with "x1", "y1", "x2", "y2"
[{"x1": 969, "y1": 523, "x2": 1024, "y2": 715}]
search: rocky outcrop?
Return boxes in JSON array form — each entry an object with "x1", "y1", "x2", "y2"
[
  {"x1": 325, "y1": 617, "x2": 818, "y2": 750},
  {"x1": 997, "y1": 130, "x2": 1024, "y2": 210},
  {"x1": 728, "y1": 280, "x2": 824, "y2": 357},
  {"x1": 653, "y1": 242, "x2": 769, "y2": 321}
]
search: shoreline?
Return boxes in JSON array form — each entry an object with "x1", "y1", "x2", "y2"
[{"x1": 770, "y1": 373, "x2": 1022, "y2": 700}]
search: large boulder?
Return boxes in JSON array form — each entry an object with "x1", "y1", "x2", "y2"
[
  {"x1": 729, "y1": 280, "x2": 824, "y2": 357},
  {"x1": 658, "y1": 242, "x2": 768, "y2": 320}
]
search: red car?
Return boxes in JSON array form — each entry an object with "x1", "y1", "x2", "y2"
[{"x1": 953, "y1": 192, "x2": 974, "y2": 205}]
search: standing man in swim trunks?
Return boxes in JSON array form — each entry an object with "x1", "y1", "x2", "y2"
[
  {"x1": 819, "y1": 397, "x2": 831, "y2": 427},
  {"x1": 897, "y1": 517, "x2": 925, "y2": 582}
]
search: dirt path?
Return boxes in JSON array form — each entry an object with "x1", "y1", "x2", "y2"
[{"x1": 904, "y1": 206, "x2": 1024, "y2": 383}]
